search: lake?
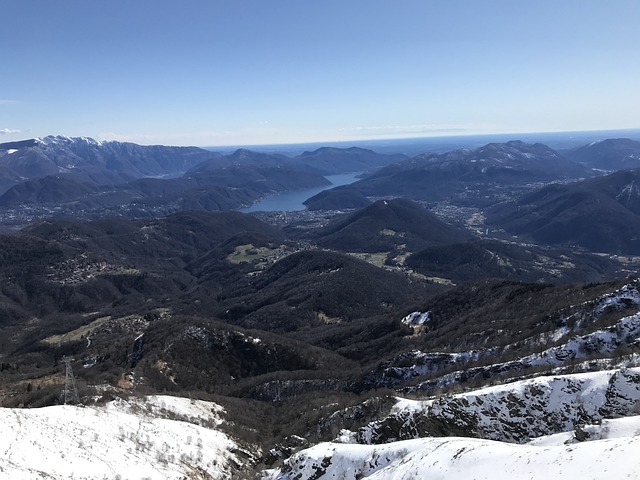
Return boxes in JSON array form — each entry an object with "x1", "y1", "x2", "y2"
[{"x1": 240, "y1": 172, "x2": 361, "y2": 212}]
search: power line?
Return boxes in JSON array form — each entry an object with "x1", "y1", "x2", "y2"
[{"x1": 62, "y1": 356, "x2": 80, "y2": 405}]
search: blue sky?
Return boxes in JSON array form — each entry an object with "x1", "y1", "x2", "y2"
[{"x1": 1, "y1": 1, "x2": 639, "y2": 146}]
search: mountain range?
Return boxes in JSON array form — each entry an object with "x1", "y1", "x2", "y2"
[
  {"x1": 0, "y1": 136, "x2": 410, "y2": 227},
  {"x1": 0, "y1": 136, "x2": 405, "y2": 195},
  {"x1": 0, "y1": 135, "x2": 217, "y2": 188},
  {"x1": 3, "y1": 134, "x2": 640, "y2": 478},
  {"x1": 321, "y1": 140, "x2": 592, "y2": 208}
]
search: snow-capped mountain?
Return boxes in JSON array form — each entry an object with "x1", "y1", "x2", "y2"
[{"x1": 0, "y1": 135, "x2": 221, "y2": 189}]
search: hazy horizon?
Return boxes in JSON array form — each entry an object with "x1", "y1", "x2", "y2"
[
  {"x1": 3, "y1": 128, "x2": 640, "y2": 159},
  {"x1": 203, "y1": 128, "x2": 640, "y2": 155}
]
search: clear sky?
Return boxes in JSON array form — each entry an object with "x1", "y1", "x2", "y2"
[{"x1": 1, "y1": 1, "x2": 639, "y2": 147}]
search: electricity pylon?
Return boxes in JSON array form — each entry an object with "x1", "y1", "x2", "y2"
[{"x1": 62, "y1": 356, "x2": 80, "y2": 405}]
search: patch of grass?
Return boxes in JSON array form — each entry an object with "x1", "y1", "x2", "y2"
[
  {"x1": 42, "y1": 316, "x2": 112, "y2": 346},
  {"x1": 346, "y1": 252, "x2": 388, "y2": 269},
  {"x1": 422, "y1": 276, "x2": 454, "y2": 285},
  {"x1": 227, "y1": 244, "x2": 281, "y2": 265}
]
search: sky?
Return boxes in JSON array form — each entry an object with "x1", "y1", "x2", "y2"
[{"x1": 1, "y1": 0, "x2": 639, "y2": 147}]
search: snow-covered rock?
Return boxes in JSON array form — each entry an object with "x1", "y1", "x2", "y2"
[
  {"x1": 265, "y1": 425, "x2": 640, "y2": 480},
  {"x1": 401, "y1": 311, "x2": 431, "y2": 326},
  {"x1": 359, "y1": 367, "x2": 640, "y2": 444},
  {"x1": 264, "y1": 369, "x2": 640, "y2": 479}
]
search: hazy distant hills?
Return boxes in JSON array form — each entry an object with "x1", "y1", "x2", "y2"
[
  {"x1": 188, "y1": 146, "x2": 406, "y2": 176},
  {"x1": 0, "y1": 164, "x2": 330, "y2": 215},
  {"x1": 183, "y1": 165, "x2": 330, "y2": 191},
  {"x1": 5, "y1": 135, "x2": 640, "y2": 224},
  {"x1": 304, "y1": 138, "x2": 640, "y2": 211},
  {"x1": 567, "y1": 138, "x2": 640, "y2": 171},
  {"x1": 294, "y1": 146, "x2": 406, "y2": 174},
  {"x1": 317, "y1": 141, "x2": 592, "y2": 208},
  {"x1": 0, "y1": 135, "x2": 218, "y2": 184},
  {"x1": 186, "y1": 148, "x2": 289, "y2": 174},
  {"x1": 0, "y1": 136, "x2": 405, "y2": 194},
  {"x1": 314, "y1": 198, "x2": 471, "y2": 252},
  {"x1": 0, "y1": 174, "x2": 242, "y2": 212},
  {"x1": 488, "y1": 168, "x2": 640, "y2": 254},
  {"x1": 0, "y1": 135, "x2": 225, "y2": 200},
  {"x1": 0, "y1": 136, "x2": 409, "y2": 224}
]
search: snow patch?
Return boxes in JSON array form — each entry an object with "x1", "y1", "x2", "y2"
[
  {"x1": 267, "y1": 433, "x2": 640, "y2": 479},
  {"x1": 0, "y1": 395, "x2": 246, "y2": 479},
  {"x1": 401, "y1": 311, "x2": 431, "y2": 326}
]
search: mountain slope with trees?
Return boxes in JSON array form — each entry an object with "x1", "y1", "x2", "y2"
[
  {"x1": 488, "y1": 168, "x2": 640, "y2": 254},
  {"x1": 313, "y1": 198, "x2": 471, "y2": 252}
]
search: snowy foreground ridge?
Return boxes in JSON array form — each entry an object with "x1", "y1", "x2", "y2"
[
  {"x1": 266, "y1": 422, "x2": 640, "y2": 480},
  {"x1": 0, "y1": 395, "x2": 245, "y2": 479},
  {"x1": 267, "y1": 367, "x2": 640, "y2": 480},
  {"x1": 3, "y1": 369, "x2": 640, "y2": 479}
]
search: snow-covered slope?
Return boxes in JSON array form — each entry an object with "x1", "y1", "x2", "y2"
[
  {"x1": 266, "y1": 417, "x2": 640, "y2": 479},
  {"x1": 265, "y1": 370, "x2": 640, "y2": 479},
  {"x1": 0, "y1": 395, "x2": 252, "y2": 479}
]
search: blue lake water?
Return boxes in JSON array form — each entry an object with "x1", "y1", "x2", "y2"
[{"x1": 240, "y1": 172, "x2": 361, "y2": 212}]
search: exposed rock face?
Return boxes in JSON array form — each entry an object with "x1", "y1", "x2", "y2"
[{"x1": 358, "y1": 367, "x2": 640, "y2": 444}]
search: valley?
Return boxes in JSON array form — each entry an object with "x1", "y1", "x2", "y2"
[{"x1": 2, "y1": 134, "x2": 640, "y2": 478}]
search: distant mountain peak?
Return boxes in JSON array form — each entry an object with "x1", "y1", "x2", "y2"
[
  {"x1": 36, "y1": 135, "x2": 104, "y2": 147},
  {"x1": 231, "y1": 148, "x2": 255, "y2": 157},
  {"x1": 567, "y1": 138, "x2": 640, "y2": 170},
  {"x1": 227, "y1": 148, "x2": 288, "y2": 163},
  {"x1": 300, "y1": 146, "x2": 375, "y2": 156},
  {"x1": 478, "y1": 140, "x2": 559, "y2": 156}
]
